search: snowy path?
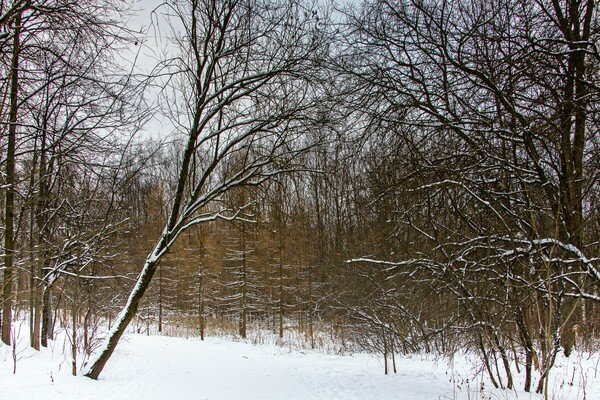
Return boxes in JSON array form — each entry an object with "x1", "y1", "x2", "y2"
[
  {"x1": 2, "y1": 334, "x2": 456, "y2": 400},
  {"x1": 2, "y1": 333, "x2": 597, "y2": 399}
]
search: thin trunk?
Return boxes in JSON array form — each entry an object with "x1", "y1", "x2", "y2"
[
  {"x1": 516, "y1": 307, "x2": 534, "y2": 392},
  {"x1": 71, "y1": 307, "x2": 77, "y2": 375},
  {"x1": 27, "y1": 140, "x2": 38, "y2": 347},
  {"x1": 1, "y1": 10, "x2": 21, "y2": 346},
  {"x1": 83, "y1": 308, "x2": 91, "y2": 355},
  {"x1": 492, "y1": 332, "x2": 513, "y2": 389},
  {"x1": 278, "y1": 250, "x2": 283, "y2": 339},
  {"x1": 158, "y1": 265, "x2": 163, "y2": 333},
  {"x1": 524, "y1": 348, "x2": 533, "y2": 393},
  {"x1": 198, "y1": 271, "x2": 204, "y2": 340},
  {"x1": 32, "y1": 257, "x2": 46, "y2": 349},
  {"x1": 390, "y1": 336, "x2": 397, "y2": 374},
  {"x1": 41, "y1": 283, "x2": 54, "y2": 347},
  {"x1": 382, "y1": 325, "x2": 388, "y2": 375},
  {"x1": 240, "y1": 227, "x2": 247, "y2": 339},
  {"x1": 478, "y1": 333, "x2": 500, "y2": 389},
  {"x1": 28, "y1": 209, "x2": 35, "y2": 348},
  {"x1": 32, "y1": 133, "x2": 49, "y2": 351},
  {"x1": 307, "y1": 270, "x2": 314, "y2": 349},
  {"x1": 491, "y1": 346, "x2": 504, "y2": 389},
  {"x1": 72, "y1": 277, "x2": 79, "y2": 376},
  {"x1": 240, "y1": 268, "x2": 247, "y2": 339}
]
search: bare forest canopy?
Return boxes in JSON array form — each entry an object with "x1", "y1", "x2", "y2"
[{"x1": 0, "y1": 0, "x2": 599, "y2": 394}]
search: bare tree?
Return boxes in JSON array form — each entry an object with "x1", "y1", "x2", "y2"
[
  {"x1": 337, "y1": 0, "x2": 600, "y2": 393},
  {"x1": 0, "y1": 0, "x2": 146, "y2": 346},
  {"x1": 84, "y1": 0, "x2": 325, "y2": 379},
  {"x1": 0, "y1": 4, "x2": 22, "y2": 345}
]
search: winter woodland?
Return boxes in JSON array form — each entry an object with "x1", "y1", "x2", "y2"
[{"x1": 0, "y1": 0, "x2": 599, "y2": 399}]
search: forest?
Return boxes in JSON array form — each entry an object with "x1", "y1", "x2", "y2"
[{"x1": 0, "y1": 0, "x2": 599, "y2": 397}]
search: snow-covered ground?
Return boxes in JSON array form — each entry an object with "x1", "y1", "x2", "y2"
[{"x1": 1, "y1": 329, "x2": 598, "y2": 400}]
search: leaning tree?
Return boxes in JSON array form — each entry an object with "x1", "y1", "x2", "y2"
[{"x1": 84, "y1": 0, "x2": 327, "y2": 379}]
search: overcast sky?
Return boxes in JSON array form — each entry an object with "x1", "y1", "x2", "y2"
[{"x1": 124, "y1": 0, "x2": 179, "y2": 141}]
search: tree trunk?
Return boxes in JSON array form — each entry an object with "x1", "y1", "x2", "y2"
[
  {"x1": 1, "y1": 10, "x2": 21, "y2": 346},
  {"x1": 390, "y1": 336, "x2": 397, "y2": 374},
  {"x1": 198, "y1": 271, "x2": 204, "y2": 340},
  {"x1": 33, "y1": 122, "x2": 50, "y2": 350},
  {"x1": 41, "y1": 283, "x2": 54, "y2": 347},
  {"x1": 278, "y1": 257, "x2": 284, "y2": 339},
  {"x1": 28, "y1": 210, "x2": 36, "y2": 348},
  {"x1": 382, "y1": 325, "x2": 388, "y2": 375},
  {"x1": 478, "y1": 333, "x2": 500, "y2": 389},
  {"x1": 84, "y1": 242, "x2": 164, "y2": 379},
  {"x1": 31, "y1": 261, "x2": 42, "y2": 349},
  {"x1": 240, "y1": 233, "x2": 248, "y2": 339},
  {"x1": 158, "y1": 265, "x2": 163, "y2": 333},
  {"x1": 307, "y1": 266, "x2": 314, "y2": 349},
  {"x1": 72, "y1": 279, "x2": 78, "y2": 376}
]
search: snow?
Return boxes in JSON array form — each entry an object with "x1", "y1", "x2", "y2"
[{"x1": 1, "y1": 329, "x2": 599, "y2": 400}]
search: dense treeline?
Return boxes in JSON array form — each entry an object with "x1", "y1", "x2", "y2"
[{"x1": 0, "y1": 0, "x2": 598, "y2": 394}]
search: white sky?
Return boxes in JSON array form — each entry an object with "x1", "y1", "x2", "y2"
[{"x1": 124, "y1": 0, "x2": 180, "y2": 141}]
